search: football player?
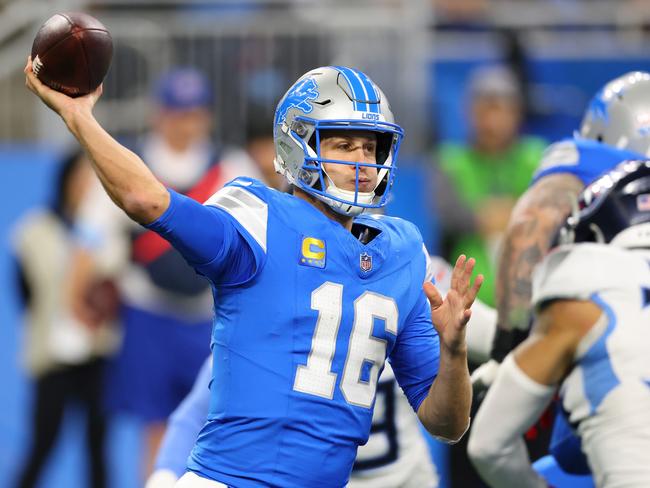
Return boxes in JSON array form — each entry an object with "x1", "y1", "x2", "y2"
[
  {"x1": 472, "y1": 71, "x2": 650, "y2": 485},
  {"x1": 487, "y1": 71, "x2": 650, "y2": 364},
  {"x1": 469, "y1": 160, "x2": 650, "y2": 487},
  {"x1": 25, "y1": 63, "x2": 482, "y2": 487},
  {"x1": 144, "y1": 255, "x2": 497, "y2": 488}
]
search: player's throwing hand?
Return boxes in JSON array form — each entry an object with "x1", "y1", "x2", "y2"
[
  {"x1": 24, "y1": 56, "x2": 102, "y2": 118},
  {"x1": 425, "y1": 255, "x2": 483, "y2": 355}
]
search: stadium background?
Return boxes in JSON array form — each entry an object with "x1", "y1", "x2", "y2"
[{"x1": 2, "y1": 1, "x2": 650, "y2": 486}]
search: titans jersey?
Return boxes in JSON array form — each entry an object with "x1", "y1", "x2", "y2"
[
  {"x1": 532, "y1": 244, "x2": 650, "y2": 486},
  {"x1": 148, "y1": 178, "x2": 440, "y2": 487},
  {"x1": 532, "y1": 138, "x2": 643, "y2": 186}
]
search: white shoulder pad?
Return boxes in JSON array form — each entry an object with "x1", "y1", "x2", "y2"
[
  {"x1": 532, "y1": 243, "x2": 621, "y2": 307},
  {"x1": 534, "y1": 140, "x2": 579, "y2": 176},
  {"x1": 204, "y1": 183, "x2": 268, "y2": 252}
]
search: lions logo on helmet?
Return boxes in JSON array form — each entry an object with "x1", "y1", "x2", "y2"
[
  {"x1": 274, "y1": 78, "x2": 319, "y2": 127},
  {"x1": 559, "y1": 159, "x2": 650, "y2": 248},
  {"x1": 579, "y1": 71, "x2": 650, "y2": 157},
  {"x1": 273, "y1": 66, "x2": 404, "y2": 217}
]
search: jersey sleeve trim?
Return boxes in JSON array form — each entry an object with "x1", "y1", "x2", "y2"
[
  {"x1": 205, "y1": 185, "x2": 268, "y2": 253},
  {"x1": 423, "y1": 244, "x2": 435, "y2": 284}
]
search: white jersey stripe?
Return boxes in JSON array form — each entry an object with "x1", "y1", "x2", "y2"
[{"x1": 205, "y1": 186, "x2": 268, "y2": 252}]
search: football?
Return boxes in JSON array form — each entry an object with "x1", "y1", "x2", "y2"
[{"x1": 31, "y1": 12, "x2": 113, "y2": 97}]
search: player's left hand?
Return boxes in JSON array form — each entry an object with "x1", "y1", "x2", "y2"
[{"x1": 424, "y1": 255, "x2": 483, "y2": 355}]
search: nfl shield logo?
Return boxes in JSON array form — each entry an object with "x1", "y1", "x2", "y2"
[{"x1": 360, "y1": 252, "x2": 372, "y2": 272}]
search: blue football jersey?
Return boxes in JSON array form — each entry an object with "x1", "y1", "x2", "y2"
[
  {"x1": 531, "y1": 138, "x2": 643, "y2": 186},
  {"x1": 151, "y1": 178, "x2": 440, "y2": 487}
]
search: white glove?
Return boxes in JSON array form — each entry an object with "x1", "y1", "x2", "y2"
[{"x1": 471, "y1": 359, "x2": 501, "y2": 393}]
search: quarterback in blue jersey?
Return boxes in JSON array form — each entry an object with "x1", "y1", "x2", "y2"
[
  {"x1": 25, "y1": 62, "x2": 482, "y2": 487},
  {"x1": 144, "y1": 255, "x2": 499, "y2": 488}
]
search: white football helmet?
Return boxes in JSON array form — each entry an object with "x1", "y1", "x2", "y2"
[{"x1": 273, "y1": 66, "x2": 404, "y2": 216}]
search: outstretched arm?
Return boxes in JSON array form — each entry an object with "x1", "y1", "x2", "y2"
[
  {"x1": 417, "y1": 255, "x2": 483, "y2": 442},
  {"x1": 24, "y1": 57, "x2": 168, "y2": 224},
  {"x1": 469, "y1": 299, "x2": 600, "y2": 487},
  {"x1": 492, "y1": 174, "x2": 583, "y2": 360}
]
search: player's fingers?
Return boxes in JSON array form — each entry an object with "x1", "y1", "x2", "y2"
[
  {"x1": 24, "y1": 57, "x2": 42, "y2": 89},
  {"x1": 423, "y1": 281, "x2": 443, "y2": 310},
  {"x1": 465, "y1": 273, "x2": 484, "y2": 308},
  {"x1": 461, "y1": 308, "x2": 472, "y2": 327},
  {"x1": 458, "y1": 256, "x2": 475, "y2": 294},
  {"x1": 450, "y1": 254, "x2": 466, "y2": 291},
  {"x1": 24, "y1": 56, "x2": 35, "y2": 91},
  {"x1": 463, "y1": 257, "x2": 476, "y2": 283},
  {"x1": 25, "y1": 65, "x2": 42, "y2": 91},
  {"x1": 25, "y1": 71, "x2": 36, "y2": 93}
]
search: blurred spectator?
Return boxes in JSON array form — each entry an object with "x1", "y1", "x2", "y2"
[
  {"x1": 12, "y1": 151, "x2": 119, "y2": 488},
  {"x1": 436, "y1": 65, "x2": 546, "y2": 306},
  {"x1": 74, "y1": 68, "x2": 225, "y2": 479},
  {"x1": 220, "y1": 108, "x2": 286, "y2": 191},
  {"x1": 432, "y1": 0, "x2": 489, "y2": 28}
]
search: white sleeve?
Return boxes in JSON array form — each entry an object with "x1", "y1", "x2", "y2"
[
  {"x1": 468, "y1": 355, "x2": 554, "y2": 488},
  {"x1": 532, "y1": 243, "x2": 621, "y2": 308}
]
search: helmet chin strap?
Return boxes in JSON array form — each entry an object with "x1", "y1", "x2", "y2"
[{"x1": 317, "y1": 166, "x2": 377, "y2": 217}]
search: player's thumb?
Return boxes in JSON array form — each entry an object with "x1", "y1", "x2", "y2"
[{"x1": 423, "y1": 281, "x2": 443, "y2": 309}]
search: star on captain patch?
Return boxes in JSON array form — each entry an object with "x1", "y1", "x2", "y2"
[{"x1": 360, "y1": 252, "x2": 372, "y2": 272}]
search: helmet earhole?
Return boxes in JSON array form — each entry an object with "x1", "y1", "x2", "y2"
[{"x1": 293, "y1": 122, "x2": 308, "y2": 137}]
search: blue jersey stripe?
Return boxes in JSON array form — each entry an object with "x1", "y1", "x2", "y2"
[
  {"x1": 333, "y1": 66, "x2": 368, "y2": 112},
  {"x1": 582, "y1": 293, "x2": 620, "y2": 414}
]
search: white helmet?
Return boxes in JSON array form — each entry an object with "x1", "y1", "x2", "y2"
[{"x1": 273, "y1": 66, "x2": 404, "y2": 216}]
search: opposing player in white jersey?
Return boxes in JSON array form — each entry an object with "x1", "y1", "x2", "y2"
[
  {"x1": 468, "y1": 160, "x2": 650, "y2": 487},
  {"x1": 145, "y1": 254, "x2": 497, "y2": 488},
  {"x1": 470, "y1": 71, "x2": 650, "y2": 486}
]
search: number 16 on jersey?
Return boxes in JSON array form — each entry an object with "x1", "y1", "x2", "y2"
[{"x1": 293, "y1": 281, "x2": 398, "y2": 408}]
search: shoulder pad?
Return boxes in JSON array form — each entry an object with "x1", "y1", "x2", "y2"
[
  {"x1": 532, "y1": 243, "x2": 624, "y2": 306},
  {"x1": 533, "y1": 140, "x2": 579, "y2": 178},
  {"x1": 204, "y1": 177, "x2": 269, "y2": 252},
  {"x1": 533, "y1": 138, "x2": 645, "y2": 187}
]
